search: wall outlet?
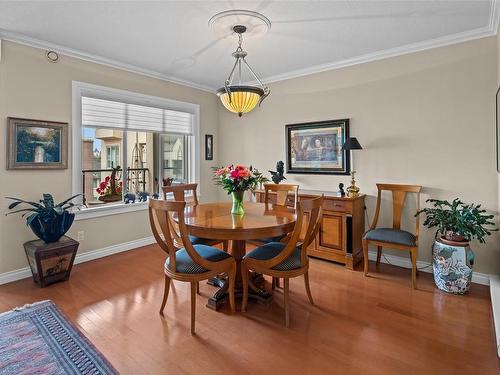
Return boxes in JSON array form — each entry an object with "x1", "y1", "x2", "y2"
[{"x1": 77, "y1": 231, "x2": 84, "y2": 241}]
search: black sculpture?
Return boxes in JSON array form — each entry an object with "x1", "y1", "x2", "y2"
[
  {"x1": 338, "y1": 183, "x2": 346, "y2": 197},
  {"x1": 137, "y1": 192, "x2": 149, "y2": 202},
  {"x1": 124, "y1": 192, "x2": 136, "y2": 204},
  {"x1": 269, "y1": 161, "x2": 286, "y2": 184}
]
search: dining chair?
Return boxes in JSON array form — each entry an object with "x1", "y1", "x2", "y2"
[
  {"x1": 149, "y1": 199, "x2": 236, "y2": 334},
  {"x1": 241, "y1": 196, "x2": 323, "y2": 327},
  {"x1": 162, "y1": 183, "x2": 228, "y2": 252},
  {"x1": 362, "y1": 183, "x2": 422, "y2": 288}
]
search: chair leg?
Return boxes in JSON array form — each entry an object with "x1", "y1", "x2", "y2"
[
  {"x1": 272, "y1": 277, "x2": 276, "y2": 290},
  {"x1": 222, "y1": 240, "x2": 228, "y2": 252},
  {"x1": 284, "y1": 278, "x2": 290, "y2": 328},
  {"x1": 411, "y1": 248, "x2": 417, "y2": 289},
  {"x1": 196, "y1": 282, "x2": 200, "y2": 294},
  {"x1": 241, "y1": 263, "x2": 249, "y2": 312},
  {"x1": 275, "y1": 277, "x2": 281, "y2": 288},
  {"x1": 304, "y1": 271, "x2": 314, "y2": 305},
  {"x1": 159, "y1": 274, "x2": 171, "y2": 315},
  {"x1": 376, "y1": 246, "x2": 382, "y2": 265},
  {"x1": 190, "y1": 282, "x2": 196, "y2": 334},
  {"x1": 228, "y1": 263, "x2": 236, "y2": 313},
  {"x1": 362, "y1": 239, "x2": 369, "y2": 276}
]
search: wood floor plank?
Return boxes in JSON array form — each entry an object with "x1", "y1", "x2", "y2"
[{"x1": 0, "y1": 244, "x2": 498, "y2": 375}]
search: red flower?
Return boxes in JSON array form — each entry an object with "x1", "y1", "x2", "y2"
[
  {"x1": 105, "y1": 176, "x2": 110, "y2": 182},
  {"x1": 100, "y1": 181, "x2": 107, "y2": 189}
]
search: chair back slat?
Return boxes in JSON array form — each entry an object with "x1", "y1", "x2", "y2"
[
  {"x1": 148, "y1": 199, "x2": 218, "y2": 273},
  {"x1": 162, "y1": 183, "x2": 199, "y2": 206},
  {"x1": 263, "y1": 183, "x2": 299, "y2": 209},
  {"x1": 373, "y1": 184, "x2": 422, "y2": 238},
  {"x1": 299, "y1": 196, "x2": 324, "y2": 265}
]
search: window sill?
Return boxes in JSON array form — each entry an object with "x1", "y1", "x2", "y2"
[{"x1": 74, "y1": 202, "x2": 148, "y2": 221}]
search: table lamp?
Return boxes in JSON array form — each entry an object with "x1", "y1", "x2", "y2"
[{"x1": 341, "y1": 137, "x2": 363, "y2": 198}]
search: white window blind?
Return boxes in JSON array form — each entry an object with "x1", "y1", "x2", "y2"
[{"x1": 82, "y1": 96, "x2": 193, "y2": 135}]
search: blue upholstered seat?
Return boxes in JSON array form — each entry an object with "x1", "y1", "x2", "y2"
[
  {"x1": 364, "y1": 228, "x2": 416, "y2": 247},
  {"x1": 189, "y1": 235, "x2": 220, "y2": 245},
  {"x1": 244, "y1": 242, "x2": 302, "y2": 271},
  {"x1": 165, "y1": 244, "x2": 231, "y2": 274},
  {"x1": 254, "y1": 234, "x2": 286, "y2": 244}
]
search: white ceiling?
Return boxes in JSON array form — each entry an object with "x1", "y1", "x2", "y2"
[{"x1": 0, "y1": 1, "x2": 497, "y2": 91}]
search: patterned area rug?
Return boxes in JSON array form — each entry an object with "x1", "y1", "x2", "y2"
[{"x1": 0, "y1": 300, "x2": 118, "y2": 375}]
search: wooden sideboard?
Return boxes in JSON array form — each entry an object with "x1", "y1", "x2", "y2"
[{"x1": 254, "y1": 189, "x2": 365, "y2": 269}]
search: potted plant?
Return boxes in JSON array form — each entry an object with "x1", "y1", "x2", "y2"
[
  {"x1": 6, "y1": 193, "x2": 80, "y2": 243},
  {"x1": 213, "y1": 165, "x2": 268, "y2": 215},
  {"x1": 96, "y1": 166, "x2": 122, "y2": 203},
  {"x1": 417, "y1": 198, "x2": 497, "y2": 294}
]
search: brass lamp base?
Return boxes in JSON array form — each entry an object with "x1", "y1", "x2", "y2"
[{"x1": 346, "y1": 171, "x2": 360, "y2": 198}]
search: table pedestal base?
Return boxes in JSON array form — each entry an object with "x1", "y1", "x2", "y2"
[{"x1": 206, "y1": 272, "x2": 272, "y2": 311}]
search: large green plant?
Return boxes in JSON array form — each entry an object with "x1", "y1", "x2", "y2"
[
  {"x1": 416, "y1": 198, "x2": 497, "y2": 243},
  {"x1": 6, "y1": 193, "x2": 80, "y2": 225}
]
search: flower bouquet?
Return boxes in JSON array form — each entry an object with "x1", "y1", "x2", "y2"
[{"x1": 213, "y1": 164, "x2": 268, "y2": 214}]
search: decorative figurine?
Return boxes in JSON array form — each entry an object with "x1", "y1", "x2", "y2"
[
  {"x1": 346, "y1": 171, "x2": 360, "y2": 198},
  {"x1": 269, "y1": 161, "x2": 286, "y2": 184},
  {"x1": 137, "y1": 192, "x2": 149, "y2": 202},
  {"x1": 124, "y1": 192, "x2": 136, "y2": 204},
  {"x1": 163, "y1": 177, "x2": 173, "y2": 186},
  {"x1": 338, "y1": 183, "x2": 346, "y2": 197},
  {"x1": 152, "y1": 193, "x2": 159, "y2": 200}
]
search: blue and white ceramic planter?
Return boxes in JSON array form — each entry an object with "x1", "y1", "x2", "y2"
[{"x1": 432, "y1": 238, "x2": 474, "y2": 294}]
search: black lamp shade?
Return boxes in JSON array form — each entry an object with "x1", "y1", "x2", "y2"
[{"x1": 342, "y1": 137, "x2": 363, "y2": 151}]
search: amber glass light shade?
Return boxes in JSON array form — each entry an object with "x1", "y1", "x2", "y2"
[{"x1": 216, "y1": 86, "x2": 264, "y2": 117}]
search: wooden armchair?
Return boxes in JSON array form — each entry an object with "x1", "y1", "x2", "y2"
[
  {"x1": 362, "y1": 184, "x2": 422, "y2": 288},
  {"x1": 242, "y1": 196, "x2": 323, "y2": 327},
  {"x1": 162, "y1": 183, "x2": 228, "y2": 252},
  {"x1": 149, "y1": 199, "x2": 236, "y2": 334}
]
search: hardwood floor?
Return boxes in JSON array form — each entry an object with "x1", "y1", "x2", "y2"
[{"x1": 0, "y1": 244, "x2": 498, "y2": 374}]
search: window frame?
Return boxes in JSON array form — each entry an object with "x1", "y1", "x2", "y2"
[{"x1": 72, "y1": 81, "x2": 200, "y2": 221}]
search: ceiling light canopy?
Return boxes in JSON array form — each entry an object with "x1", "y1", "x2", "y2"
[{"x1": 212, "y1": 12, "x2": 271, "y2": 117}]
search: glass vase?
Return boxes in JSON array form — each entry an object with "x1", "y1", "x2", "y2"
[{"x1": 231, "y1": 191, "x2": 245, "y2": 215}]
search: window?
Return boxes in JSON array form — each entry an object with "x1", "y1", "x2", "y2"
[
  {"x1": 106, "y1": 145, "x2": 120, "y2": 169},
  {"x1": 73, "y1": 82, "x2": 200, "y2": 216}
]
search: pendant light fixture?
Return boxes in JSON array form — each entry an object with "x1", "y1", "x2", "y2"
[{"x1": 216, "y1": 24, "x2": 270, "y2": 117}]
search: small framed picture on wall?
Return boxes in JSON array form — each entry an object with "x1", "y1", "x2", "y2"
[{"x1": 205, "y1": 134, "x2": 214, "y2": 160}]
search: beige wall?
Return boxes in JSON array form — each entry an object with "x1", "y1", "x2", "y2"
[
  {"x1": 218, "y1": 36, "x2": 500, "y2": 275},
  {"x1": 0, "y1": 41, "x2": 220, "y2": 274}
]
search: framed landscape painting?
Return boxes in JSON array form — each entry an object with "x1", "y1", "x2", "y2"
[
  {"x1": 286, "y1": 119, "x2": 350, "y2": 175},
  {"x1": 7, "y1": 117, "x2": 68, "y2": 170}
]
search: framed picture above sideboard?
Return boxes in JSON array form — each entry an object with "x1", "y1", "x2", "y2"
[{"x1": 285, "y1": 119, "x2": 350, "y2": 175}]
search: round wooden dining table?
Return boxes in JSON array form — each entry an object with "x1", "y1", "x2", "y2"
[{"x1": 180, "y1": 201, "x2": 296, "y2": 310}]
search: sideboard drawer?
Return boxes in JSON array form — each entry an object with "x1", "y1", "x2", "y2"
[{"x1": 323, "y1": 199, "x2": 352, "y2": 213}]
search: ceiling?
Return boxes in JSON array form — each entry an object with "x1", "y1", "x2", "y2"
[{"x1": 0, "y1": 1, "x2": 497, "y2": 91}]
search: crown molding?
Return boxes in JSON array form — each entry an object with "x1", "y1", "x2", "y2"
[
  {"x1": 1, "y1": 0, "x2": 499, "y2": 90},
  {"x1": 262, "y1": 25, "x2": 497, "y2": 84},
  {"x1": 0, "y1": 29, "x2": 215, "y2": 93}
]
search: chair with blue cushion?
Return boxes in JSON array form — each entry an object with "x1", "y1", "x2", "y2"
[
  {"x1": 242, "y1": 196, "x2": 323, "y2": 327},
  {"x1": 149, "y1": 199, "x2": 236, "y2": 334},
  {"x1": 362, "y1": 183, "x2": 422, "y2": 289},
  {"x1": 162, "y1": 183, "x2": 228, "y2": 251}
]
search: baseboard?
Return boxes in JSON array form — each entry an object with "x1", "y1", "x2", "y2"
[
  {"x1": 368, "y1": 250, "x2": 490, "y2": 286},
  {"x1": 490, "y1": 275, "x2": 500, "y2": 357},
  {"x1": 0, "y1": 236, "x2": 155, "y2": 285}
]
